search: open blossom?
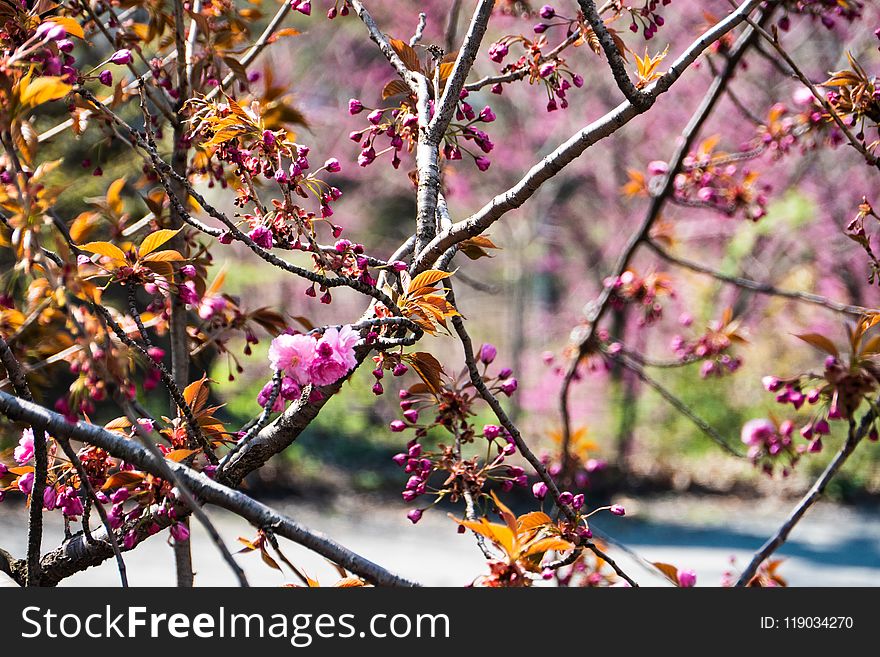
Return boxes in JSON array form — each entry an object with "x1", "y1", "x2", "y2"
[
  {"x1": 198, "y1": 295, "x2": 227, "y2": 320},
  {"x1": 14, "y1": 429, "x2": 35, "y2": 465},
  {"x1": 309, "y1": 326, "x2": 359, "y2": 386},
  {"x1": 268, "y1": 333, "x2": 315, "y2": 385}
]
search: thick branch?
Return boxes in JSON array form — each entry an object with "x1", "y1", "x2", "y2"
[
  {"x1": 576, "y1": 0, "x2": 649, "y2": 107},
  {"x1": 0, "y1": 390, "x2": 419, "y2": 587},
  {"x1": 412, "y1": 0, "x2": 765, "y2": 272}
]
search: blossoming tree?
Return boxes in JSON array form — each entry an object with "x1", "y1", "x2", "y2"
[{"x1": 0, "y1": 0, "x2": 878, "y2": 588}]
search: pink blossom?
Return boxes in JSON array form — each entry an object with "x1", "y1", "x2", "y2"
[
  {"x1": 14, "y1": 429, "x2": 35, "y2": 465},
  {"x1": 308, "y1": 326, "x2": 359, "y2": 386},
  {"x1": 198, "y1": 295, "x2": 227, "y2": 320},
  {"x1": 677, "y1": 569, "x2": 697, "y2": 587},
  {"x1": 741, "y1": 419, "x2": 775, "y2": 446},
  {"x1": 248, "y1": 225, "x2": 273, "y2": 249},
  {"x1": 17, "y1": 471, "x2": 34, "y2": 495},
  {"x1": 268, "y1": 333, "x2": 315, "y2": 385}
]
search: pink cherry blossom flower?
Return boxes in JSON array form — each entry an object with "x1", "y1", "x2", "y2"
[
  {"x1": 308, "y1": 326, "x2": 359, "y2": 386},
  {"x1": 268, "y1": 333, "x2": 315, "y2": 385},
  {"x1": 14, "y1": 429, "x2": 35, "y2": 465}
]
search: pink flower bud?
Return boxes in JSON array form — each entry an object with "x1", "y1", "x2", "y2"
[
  {"x1": 348, "y1": 99, "x2": 364, "y2": 114},
  {"x1": 500, "y1": 378, "x2": 518, "y2": 396},
  {"x1": 390, "y1": 420, "x2": 407, "y2": 432},
  {"x1": 170, "y1": 522, "x2": 190, "y2": 542},
  {"x1": 677, "y1": 569, "x2": 697, "y2": 587},
  {"x1": 479, "y1": 343, "x2": 497, "y2": 364},
  {"x1": 98, "y1": 70, "x2": 113, "y2": 86},
  {"x1": 406, "y1": 509, "x2": 423, "y2": 524},
  {"x1": 483, "y1": 424, "x2": 501, "y2": 440},
  {"x1": 532, "y1": 482, "x2": 548, "y2": 500},
  {"x1": 110, "y1": 49, "x2": 133, "y2": 65},
  {"x1": 610, "y1": 504, "x2": 626, "y2": 516},
  {"x1": 324, "y1": 158, "x2": 341, "y2": 173}
]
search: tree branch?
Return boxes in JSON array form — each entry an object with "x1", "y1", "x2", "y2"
[
  {"x1": 735, "y1": 408, "x2": 872, "y2": 586},
  {"x1": 411, "y1": 0, "x2": 765, "y2": 272},
  {"x1": 646, "y1": 239, "x2": 870, "y2": 317},
  {"x1": 0, "y1": 390, "x2": 419, "y2": 587}
]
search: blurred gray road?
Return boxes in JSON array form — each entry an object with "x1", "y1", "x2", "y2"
[{"x1": 1, "y1": 494, "x2": 878, "y2": 587}]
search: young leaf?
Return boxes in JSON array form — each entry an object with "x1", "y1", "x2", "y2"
[
  {"x1": 408, "y1": 269, "x2": 452, "y2": 292},
  {"x1": 139, "y1": 228, "x2": 181, "y2": 257},
  {"x1": 794, "y1": 333, "x2": 839, "y2": 358},
  {"x1": 404, "y1": 352, "x2": 445, "y2": 394},
  {"x1": 80, "y1": 241, "x2": 128, "y2": 265},
  {"x1": 389, "y1": 38, "x2": 422, "y2": 72}
]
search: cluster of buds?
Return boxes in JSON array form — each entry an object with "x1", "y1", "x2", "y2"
[
  {"x1": 740, "y1": 418, "x2": 801, "y2": 476},
  {"x1": 8, "y1": 20, "x2": 79, "y2": 83},
  {"x1": 187, "y1": 97, "x2": 344, "y2": 257},
  {"x1": 388, "y1": 345, "x2": 522, "y2": 520},
  {"x1": 753, "y1": 98, "x2": 831, "y2": 158},
  {"x1": 349, "y1": 90, "x2": 496, "y2": 171},
  {"x1": 324, "y1": 0, "x2": 350, "y2": 19},
  {"x1": 0, "y1": 430, "x2": 113, "y2": 518},
  {"x1": 648, "y1": 139, "x2": 771, "y2": 221},
  {"x1": 368, "y1": 351, "x2": 409, "y2": 396},
  {"x1": 762, "y1": 349, "x2": 880, "y2": 456},
  {"x1": 624, "y1": 0, "x2": 672, "y2": 40},
  {"x1": 554, "y1": 544, "x2": 620, "y2": 587},
  {"x1": 670, "y1": 310, "x2": 745, "y2": 378},
  {"x1": 487, "y1": 11, "x2": 584, "y2": 113},
  {"x1": 778, "y1": 0, "x2": 863, "y2": 30},
  {"x1": 604, "y1": 269, "x2": 672, "y2": 325},
  {"x1": 390, "y1": 433, "x2": 527, "y2": 524},
  {"x1": 390, "y1": 345, "x2": 518, "y2": 437}
]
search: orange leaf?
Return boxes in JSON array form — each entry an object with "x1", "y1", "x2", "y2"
[
  {"x1": 794, "y1": 333, "x2": 839, "y2": 358},
  {"x1": 651, "y1": 561, "x2": 682, "y2": 586},
  {"x1": 389, "y1": 38, "x2": 422, "y2": 72},
  {"x1": 408, "y1": 269, "x2": 452, "y2": 292},
  {"x1": 80, "y1": 241, "x2": 128, "y2": 265},
  {"x1": 101, "y1": 471, "x2": 146, "y2": 490},
  {"x1": 139, "y1": 228, "x2": 181, "y2": 257}
]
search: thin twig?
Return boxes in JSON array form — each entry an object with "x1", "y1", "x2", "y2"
[{"x1": 646, "y1": 239, "x2": 870, "y2": 317}]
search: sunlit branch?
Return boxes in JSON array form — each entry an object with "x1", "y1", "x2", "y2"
[{"x1": 0, "y1": 390, "x2": 420, "y2": 587}]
